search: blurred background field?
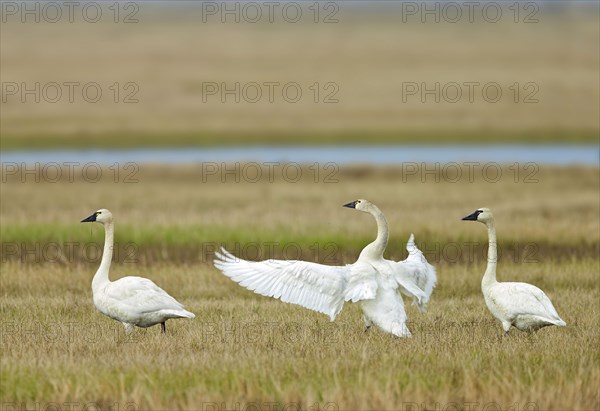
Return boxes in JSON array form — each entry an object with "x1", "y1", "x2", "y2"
[
  {"x1": 1, "y1": 1, "x2": 599, "y2": 410},
  {"x1": 1, "y1": 2, "x2": 599, "y2": 148}
]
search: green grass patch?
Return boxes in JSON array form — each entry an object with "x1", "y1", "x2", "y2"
[
  {"x1": 1, "y1": 129, "x2": 598, "y2": 151},
  {"x1": 2, "y1": 223, "x2": 598, "y2": 265}
]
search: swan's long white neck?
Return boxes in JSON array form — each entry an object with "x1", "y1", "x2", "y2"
[
  {"x1": 359, "y1": 205, "x2": 389, "y2": 260},
  {"x1": 92, "y1": 222, "x2": 113, "y2": 291},
  {"x1": 482, "y1": 219, "x2": 498, "y2": 290}
]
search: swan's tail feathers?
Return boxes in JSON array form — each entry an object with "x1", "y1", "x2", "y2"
[
  {"x1": 531, "y1": 314, "x2": 566, "y2": 328},
  {"x1": 162, "y1": 309, "x2": 195, "y2": 319},
  {"x1": 385, "y1": 321, "x2": 412, "y2": 338},
  {"x1": 181, "y1": 309, "x2": 196, "y2": 319}
]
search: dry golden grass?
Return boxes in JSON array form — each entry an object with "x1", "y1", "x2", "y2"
[
  {"x1": 1, "y1": 259, "x2": 598, "y2": 410},
  {"x1": 1, "y1": 164, "x2": 599, "y2": 409}
]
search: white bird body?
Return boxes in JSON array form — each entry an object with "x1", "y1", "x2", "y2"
[
  {"x1": 463, "y1": 208, "x2": 566, "y2": 335},
  {"x1": 360, "y1": 281, "x2": 411, "y2": 337},
  {"x1": 214, "y1": 199, "x2": 436, "y2": 337},
  {"x1": 82, "y1": 209, "x2": 194, "y2": 334},
  {"x1": 484, "y1": 282, "x2": 566, "y2": 332},
  {"x1": 93, "y1": 276, "x2": 194, "y2": 329}
]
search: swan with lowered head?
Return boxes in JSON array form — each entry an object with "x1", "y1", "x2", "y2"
[
  {"x1": 81, "y1": 209, "x2": 195, "y2": 334},
  {"x1": 214, "y1": 199, "x2": 436, "y2": 337},
  {"x1": 462, "y1": 208, "x2": 566, "y2": 335}
]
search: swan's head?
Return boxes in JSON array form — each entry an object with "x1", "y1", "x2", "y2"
[
  {"x1": 343, "y1": 199, "x2": 375, "y2": 213},
  {"x1": 462, "y1": 207, "x2": 493, "y2": 224},
  {"x1": 81, "y1": 209, "x2": 113, "y2": 224}
]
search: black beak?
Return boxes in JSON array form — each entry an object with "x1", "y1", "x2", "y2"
[
  {"x1": 81, "y1": 213, "x2": 97, "y2": 223},
  {"x1": 343, "y1": 201, "x2": 358, "y2": 209},
  {"x1": 462, "y1": 210, "x2": 481, "y2": 221}
]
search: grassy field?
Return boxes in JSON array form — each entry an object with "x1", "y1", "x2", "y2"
[{"x1": 1, "y1": 164, "x2": 598, "y2": 410}]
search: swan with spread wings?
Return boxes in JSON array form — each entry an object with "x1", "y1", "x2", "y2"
[{"x1": 214, "y1": 200, "x2": 436, "y2": 337}]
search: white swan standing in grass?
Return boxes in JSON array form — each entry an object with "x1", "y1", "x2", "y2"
[
  {"x1": 214, "y1": 199, "x2": 436, "y2": 337},
  {"x1": 81, "y1": 209, "x2": 195, "y2": 334},
  {"x1": 462, "y1": 208, "x2": 566, "y2": 336}
]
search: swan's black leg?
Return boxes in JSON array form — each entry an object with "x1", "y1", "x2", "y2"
[
  {"x1": 363, "y1": 315, "x2": 372, "y2": 333},
  {"x1": 161, "y1": 322, "x2": 166, "y2": 334}
]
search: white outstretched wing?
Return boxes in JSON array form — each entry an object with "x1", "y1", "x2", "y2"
[
  {"x1": 392, "y1": 234, "x2": 437, "y2": 312},
  {"x1": 214, "y1": 247, "x2": 377, "y2": 320}
]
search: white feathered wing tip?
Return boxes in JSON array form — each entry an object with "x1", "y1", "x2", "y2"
[{"x1": 398, "y1": 234, "x2": 437, "y2": 313}]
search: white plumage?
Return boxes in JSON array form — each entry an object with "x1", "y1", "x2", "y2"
[
  {"x1": 462, "y1": 208, "x2": 566, "y2": 335},
  {"x1": 214, "y1": 199, "x2": 436, "y2": 337},
  {"x1": 81, "y1": 209, "x2": 195, "y2": 334},
  {"x1": 395, "y1": 234, "x2": 437, "y2": 312}
]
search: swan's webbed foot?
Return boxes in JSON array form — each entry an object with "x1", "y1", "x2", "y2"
[{"x1": 364, "y1": 325, "x2": 371, "y2": 333}]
